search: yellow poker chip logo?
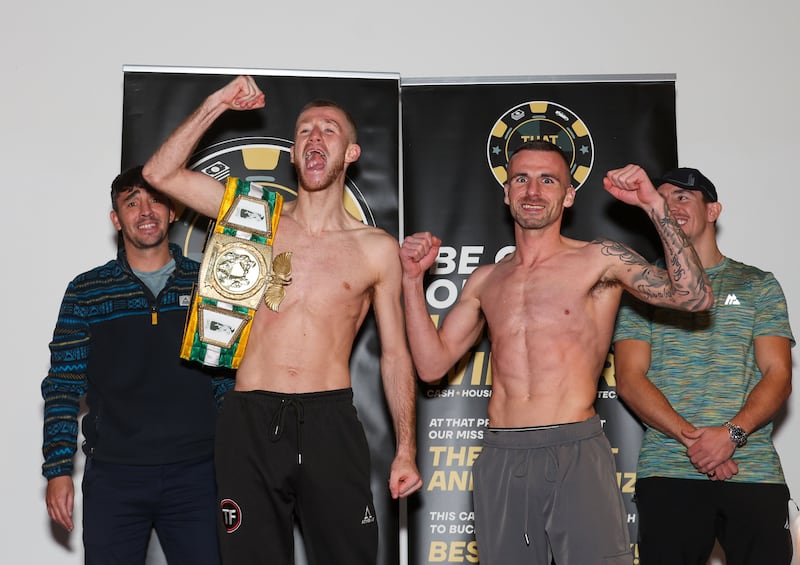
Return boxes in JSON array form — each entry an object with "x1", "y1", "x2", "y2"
[
  {"x1": 487, "y1": 101, "x2": 594, "y2": 190},
  {"x1": 170, "y1": 137, "x2": 375, "y2": 261}
]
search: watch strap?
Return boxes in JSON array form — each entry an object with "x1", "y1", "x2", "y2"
[{"x1": 723, "y1": 421, "x2": 748, "y2": 447}]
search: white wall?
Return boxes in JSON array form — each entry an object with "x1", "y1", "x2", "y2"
[{"x1": 3, "y1": 1, "x2": 798, "y2": 562}]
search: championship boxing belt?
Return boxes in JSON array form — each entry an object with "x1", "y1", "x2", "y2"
[{"x1": 181, "y1": 177, "x2": 292, "y2": 368}]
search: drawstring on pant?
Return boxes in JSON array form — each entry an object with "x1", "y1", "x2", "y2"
[
  {"x1": 516, "y1": 446, "x2": 559, "y2": 546},
  {"x1": 270, "y1": 398, "x2": 306, "y2": 464},
  {"x1": 514, "y1": 451, "x2": 532, "y2": 546}
]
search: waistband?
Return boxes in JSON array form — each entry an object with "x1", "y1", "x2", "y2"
[
  {"x1": 482, "y1": 414, "x2": 603, "y2": 449},
  {"x1": 226, "y1": 388, "x2": 354, "y2": 465},
  {"x1": 227, "y1": 387, "x2": 354, "y2": 405}
]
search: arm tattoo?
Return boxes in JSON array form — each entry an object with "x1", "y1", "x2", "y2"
[
  {"x1": 651, "y1": 203, "x2": 694, "y2": 282},
  {"x1": 595, "y1": 238, "x2": 685, "y2": 302},
  {"x1": 623, "y1": 200, "x2": 711, "y2": 310}
]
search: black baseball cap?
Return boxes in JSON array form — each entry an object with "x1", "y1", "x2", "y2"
[{"x1": 653, "y1": 167, "x2": 717, "y2": 202}]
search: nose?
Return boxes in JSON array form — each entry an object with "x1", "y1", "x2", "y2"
[
  {"x1": 139, "y1": 199, "x2": 154, "y2": 216},
  {"x1": 526, "y1": 180, "x2": 543, "y2": 196},
  {"x1": 308, "y1": 125, "x2": 322, "y2": 141}
]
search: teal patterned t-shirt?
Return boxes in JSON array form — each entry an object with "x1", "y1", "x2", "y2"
[{"x1": 613, "y1": 257, "x2": 794, "y2": 483}]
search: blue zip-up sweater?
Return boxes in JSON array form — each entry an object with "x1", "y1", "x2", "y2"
[{"x1": 42, "y1": 244, "x2": 234, "y2": 479}]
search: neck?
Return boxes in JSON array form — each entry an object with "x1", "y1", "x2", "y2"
[
  {"x1": 512, "y1": 224, "x2": 566, "y2": 266},
  {"x1": 691, "y1": 234, "x2": 724, "y2": 269},
  {"x1": 124, "y1": 242, "x2": 173, "y2": 272},
  {"x1": 287, "y1": 185, "x2": 351, "y2": 233}
]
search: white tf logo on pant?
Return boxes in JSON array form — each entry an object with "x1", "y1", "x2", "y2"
[{"x1": 221, "y1": 498, "x2": 243, "y2": 533}]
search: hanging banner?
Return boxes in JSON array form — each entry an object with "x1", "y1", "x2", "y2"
[
  {"x1": 401, "y1": 75, "x2": 678, "y2": 564},
  {"x1": 121, "y1": 66, "x2": 402, "y2": 565}
]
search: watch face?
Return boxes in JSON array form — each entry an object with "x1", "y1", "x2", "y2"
[{"x1": 725, "y1": 423, "x2": 747, "y2": 447}]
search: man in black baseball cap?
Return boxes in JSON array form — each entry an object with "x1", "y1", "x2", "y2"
[
  {"x1": 653, "y1": 167, "x2": 718, "y2": 202},
  {"x1": 613, "y1": 162, "x2": 794, "y2": 564}
]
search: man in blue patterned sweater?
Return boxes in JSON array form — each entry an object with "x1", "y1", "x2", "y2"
[{"x1": 41, "y1": 166, "x2": 233, "y2": 564}]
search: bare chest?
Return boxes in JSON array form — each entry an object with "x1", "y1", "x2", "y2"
[
  {"x1": 479, "y1": 259, "x2": 621, "y2": 330},
  {"x1": 273, "y1": 228, "x2": 375, "y2": 310}
]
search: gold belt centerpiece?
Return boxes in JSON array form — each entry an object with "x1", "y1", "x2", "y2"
[{"x1": 181, "y1": 177, "x2": 292, "y2": 368}]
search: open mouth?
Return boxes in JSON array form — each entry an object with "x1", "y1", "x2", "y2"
[{"x1": 304, "y1": 149, "x2": 327, "y2": 170}]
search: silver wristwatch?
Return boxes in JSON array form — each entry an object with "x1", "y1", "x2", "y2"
[{"x1": 723, "y1": 421, "x2": 748, "y2": 448}]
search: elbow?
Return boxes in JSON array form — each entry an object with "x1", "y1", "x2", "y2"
[
  {"x1": 698, "y1": 291, "x2": 715, "y2": 311},
  {"x1": 408, "y1": 344, "x2": 452, "y2": 383},
  {"x1": 141, "y1": 162, "x2": 159, "y2": 187},
  {"x1": 416, "y1": 366, "x2": 445, "y2": 384},
  {"x1": 613, "y1": 366, "x2": 642, "y2": 406},
  {"x1": 697, "y1": 281, "x2": 716, "y2": 310},
  {"x1": 142, "y1": 161, "x2": 169, "y2": 190},
  {"x1": 413, "y1": 357, "x2": 449, "y2": 383},
  {"x1": 615, "y1": 375, "x2": 631, "y2": 402},
  {"x1": 685, "y1": 288, "x2": 715, "y2": 312}
]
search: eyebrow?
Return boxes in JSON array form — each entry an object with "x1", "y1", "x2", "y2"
[
  {"x1": 297, "y1": 117, "x2": 343, "y2": 130},
  {"x1": 511, "y1": 170, "x2": 561, "y2": 180},
  {"x1": 121, "y1": 188, "x2": 142, "y2": 203}
]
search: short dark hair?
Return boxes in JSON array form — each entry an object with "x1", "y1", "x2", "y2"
[
  {"x1": 297, "y1": 99, "x2": 358, "y2": 142},
  {"x1": 509, "y1": 140, "x2": 571, "y2": 171},
  {"x1": 110, "y1": 165, "x2": 161, "y2": 211}
]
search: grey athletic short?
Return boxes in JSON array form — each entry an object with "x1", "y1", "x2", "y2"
[{"x1": 472, "y1": 414, "x2": 632, "y2": 564}]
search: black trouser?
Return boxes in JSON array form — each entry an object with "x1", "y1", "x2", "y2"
[
  {"x1": 215, "y1": 389, "x2": 378, "y2": 565},
  {"x1": 635, "y1": 477, "x2": 792, "y2": 565}
]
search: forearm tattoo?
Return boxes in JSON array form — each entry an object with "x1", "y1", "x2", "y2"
[{"x1": 596, "y1": 201, "x2": 710, "y2": 309}]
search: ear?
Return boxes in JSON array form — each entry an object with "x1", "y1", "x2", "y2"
[
  {"x1": 707, "y1": 201, "x2": 722, "y2": 223},
  {"x1": 563, "y1": 185, "x2": 576, "y2": 208},
  {"x1": 345, "y1": 143, "x2": 361, "y2": 164},
  {"x1": 110, "y1": 210, "x2": 122, "y2": 231},
  {"x1": 168, "y1": 207, "x2": 176, "y2": 224},
  {"x1": 503, "y1": 183, "x2": 510, "y2": 205}
]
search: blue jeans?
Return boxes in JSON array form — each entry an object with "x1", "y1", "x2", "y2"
[{"x1": 82, "y1": 457, "x2": 220, "y2": 565}]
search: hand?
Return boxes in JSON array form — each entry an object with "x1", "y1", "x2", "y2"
[
  {"x1": 603, "y1": 164, "x2": 662, "y2": 210},
  {"x1": 400, "y1": 232, "x2": 441, "y2": 279},
  {"x1": 388, "y1": 453, "x2": 423, "y2": 499},
  {"x1": 218, "y1": 75, "x2": 265, "y2": 111},
  {"x1": 682, "y1": 426, "x2": 736, "y2": 474},
  {"x1": 706, "y1": 459, "x2": 739, "y2": 481},
  {"x1": 46, "y1": 475, "x2": 75, "y2": 532}
]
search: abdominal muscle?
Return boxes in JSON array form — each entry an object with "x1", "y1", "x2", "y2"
[
  {"x1": 487, "y1": 372, "x2": 600, "y2": 429},
  {"x1": 232, "y1": 292, "x2": 369, "y2": 394},
  {"x1": 483, "y1": 315, "x2": 612, "y2": 429}
]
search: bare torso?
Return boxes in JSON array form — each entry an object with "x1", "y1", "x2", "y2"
[
  {"x1": 234, "y1": 206, "x2": 391, "y2": 393},
  {"x1": 472, "y1": 238, "x2": 624, "y2": 427}
]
